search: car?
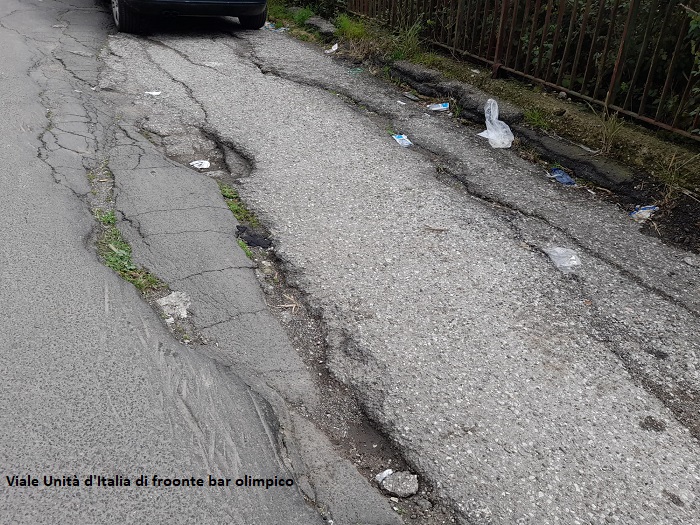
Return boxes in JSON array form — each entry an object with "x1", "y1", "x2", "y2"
[{"x1": 110, "y1": 0, "x2": 268, "y2": 33}]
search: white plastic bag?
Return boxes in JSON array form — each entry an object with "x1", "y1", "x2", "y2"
[
  {"x1": 543, "y1": 247, "x2": 581, "y2": 274},
  {"x1": 477, "y1": 99, "x2": 514, "y2": 148}
]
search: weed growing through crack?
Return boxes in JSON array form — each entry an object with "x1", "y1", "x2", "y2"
[
  {"x1": 88, "y1": 160, "x2": 163, "y2": 293},
  {"x1": 218, "y1": 181, "x2": 259, "y2": 226},
  {"x1": 237, "y1": 238, "x2": 254, "y2": 258},
  {"x1": 95, "y1": 209, "x2": 116, "y2": 225},
  {"x1": 97, "y1": 227, "x2": 163, "y2": 292}
]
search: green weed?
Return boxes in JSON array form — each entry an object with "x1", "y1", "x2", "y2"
[
  {"x1": 391, "y1": 19, "x2": 423, "y2": 61},
  {"x1": 293, "y1": 6, "x2": 314, "y2": 25},
  {"x1": 218, "y1": 181, "x2": 259, "y2": 226},
  {"x1": 95, "y1": 209, "x2": 116, "y2": 225},
  {"x1": 335, "y1": 13, "x2": 367, "y2": 40},
  {"x1": 97, "y1": 227, "x2": 162, "y2": 292},
  {"x1": 587, "y1": 103, "x2": 624, "y2": 154},
  {"x1": 237, "y1": 239, "x2": 254, "y2": 258},
  {"x1": 524, "y1": 108, "x2": 551, "y2": 130},
  {"x1": 268, "y1": 0, "x2": 292, "y2": 22}
]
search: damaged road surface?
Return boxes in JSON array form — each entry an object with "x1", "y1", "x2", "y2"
[
  {"x1": 2, "y1": 0, "x2": 699, "y2": 524},
  {"x1": 0, "y1": 2, "x2": 399, "y2": 524}
]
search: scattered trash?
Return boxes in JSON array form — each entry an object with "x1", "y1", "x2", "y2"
[
  {"x1": 470, "y1": 69, "x2": 479, "y2": 74},
  {"x1": 397, "y1": 100, "x2": 407, "y2": 105},
  {"x1": 392, "y1": 134, "x2": 413, "y2": 147},
  {"x1": 236, "y1": 225, "x2": 272, "y2": 249},
  {"x1": 347, "y1": 67, "x2": 364, "y2": 75},
  {"x1": 375, "y1": 469, "x2": 394, "y2": 483},
  {"x1": 427, "y1": 102, "x2": 450, "y2": 111},
  {"x1": 629, "y1": 205, "x2": 659, "y2": 222},
  {"x1": 263, "y1": 21, "x2": 288, "y2": 32},
  {"x1": 189, "y1": 160, "x2": 210, "y2": 169},
  {"x1": 549, "y1": 168, "x2": 576, "y2": 186},
  {"x1": 543, "y1": 247, "x2": 582, "y2": 274},
  {"x1": 477, "y1": 99, "x2": 514, "y2": 148},
  {"x1": 324, "y1": 43, "x2": 339, "y2": 54},
  {"x1": 403, "y1": 92, "x2": 420, "y2": 101},
  {"x1": 157, "y1": 291, "x2": 191, "y2": 320},
  {"x1": 144, "y1": 91, "x2": 161, "y2": 96},
  {"x1": 380, "y1": 471, "x2": 419, "y2": 498}
]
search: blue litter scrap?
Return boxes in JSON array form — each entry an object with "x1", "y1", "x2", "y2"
[
  {"x1": 549, "y1": 168, "x2": 576, "y2": 186},
  {"x1": 629, "y1": 205, "x2": 659, "y2": 222},
  {"x1": 392, "y1": 134, "x2": 413, "y2": 147}
]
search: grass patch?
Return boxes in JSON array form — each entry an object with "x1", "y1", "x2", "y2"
[
  {"x1": 390, "y1": 19, "x2": 424, "y2": 61},
  {"x1": 524, "y1": 108, "x2": 551, "y2": 130},
  {"x1": 237, "y1": 239, "x2": 254, "y2": 258},
  {"x1": 97, "y1": 226, "x2": 162, "y2": 292},
  {"x1": 267, "y1": 0, "x2": 292, "y2": 23},
  {"x1": 218, "y1": 181, "x2": 259, "y2": 226},
  {"x1": 293, "y1": 6, "x2": 315, "y2": 25},
  {"x1": 95, "y1": 209, "x2": 116, "y2": 225},
  {"x1": 335, "y1": 13, "x2": 368, "y2": 40}
]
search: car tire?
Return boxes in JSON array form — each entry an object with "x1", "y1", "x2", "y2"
[
  {"x1": 239, "y1": 6, "x2": 268, "y2": 30},
  {"x1": 111, "y1": 0, "x2": 142, "y2": 34}
]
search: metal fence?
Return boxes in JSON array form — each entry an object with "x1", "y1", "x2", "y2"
[{"x1": 347, "y1": 0, "x2": 700, "y2": 139}]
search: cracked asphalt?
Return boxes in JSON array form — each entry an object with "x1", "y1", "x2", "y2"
[{"x1": 2, "y1": 1, "x2": 700, "y2": 524}]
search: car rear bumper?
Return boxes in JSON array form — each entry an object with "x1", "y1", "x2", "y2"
[{"x1": 123, "y1": 0, "x2": 267, "y2": 17}]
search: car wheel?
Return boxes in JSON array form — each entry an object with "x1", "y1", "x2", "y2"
[
  {"x1": 111, "y1": 0, "x2": 142, "y2": 34},
  {"x1": 239, "y1": 6, "x2": 268, "y2": 30}
]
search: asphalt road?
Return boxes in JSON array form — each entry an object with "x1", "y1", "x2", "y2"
[
  {"x1": 2, "y1": 1, "x2": 699, "y2": 524},
  {"x1": 0, "y1": 1, "x2": 399, "y2": 523}
]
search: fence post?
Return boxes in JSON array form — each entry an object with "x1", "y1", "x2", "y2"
[
  {"x1": 604, "y1": 0, "x2": 640, "y2": 108},
  {"x1": 492, "y1": 0, "x2": 511, "y2": 77}
]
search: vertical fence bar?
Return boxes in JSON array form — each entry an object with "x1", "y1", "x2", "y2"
[
  {"x1": 523, "y1": 0, "x2": 541, "y2": 73},
  {"x1": 637, "y1": 2, "x2": 674, "y2": 115},
  {"x1": 458, "y1": 0, "x2": 474, "y2": 51},
  {"x1": 545, "y1": 0, "x2": 568, "y2": 83},
  {"x1": 581, "y1": 0, "x2": 607, "y2": 97},
  {"x1": 480, "y1": 0, "x2": 492, "y2": 54},
  {"x1": 605, "y1": 0, "x2": 640, "y2": 108},
  {"x1": 555, "y1": 0, "x2": 579, "y2": 87},
  {"x1": 570, "y1": 0, "x2": 594, "y2": 93},
  {"x1": 592, "y1": 0, "x2": 621, "y2": 100},
  {"x1": 453, "y1": 0, "x2": 465, "y2": 53},
  {"x1": 622, "y1": 0, "x2": 660, "y2": 111},
  {"x1": 673, "y1": 75, "x2": 697, "y2": 128},
  {"x1": 655, "y1": 15, "x2": 690, "y2": 121},
  {"x1": 504, "y1": 0, "x2": 520, "y2": 66},
  {"x1": 493, "y1": 0, "x2": 510, "y2": 67},
  {"x1": 477, "y1": 0, "x2": 492, "y2": 57},
  {"x1": 470, "y1": 0, "x2": 484, "y2": 54},
  {"x1": 514, "y1": 0, "x2": 533, "y2": 71},
  {"x1": 535, "y1": 0, "x2": 554, "y2": 78}
]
